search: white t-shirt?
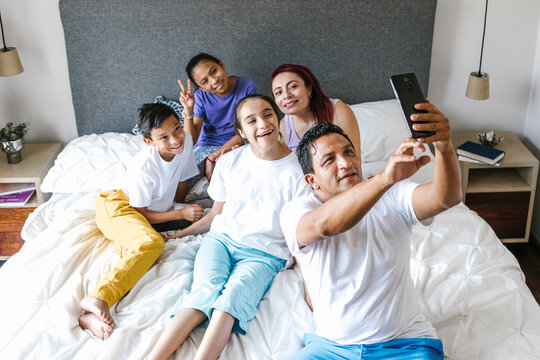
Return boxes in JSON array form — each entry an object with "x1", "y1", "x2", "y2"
[
  {"x1": 123, "y1": 133, "x2": 198, "y2": 212},
  {"x1": 280, "y1": 181, "x2": 437, "y2": 345},
  {"x1": 208, "y1": 144, "x2": 311, "y2": 261}
]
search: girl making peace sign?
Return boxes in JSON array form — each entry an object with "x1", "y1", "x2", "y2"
[{"x1": 178, "y1": 53, "x2": 258, "y2": 187}]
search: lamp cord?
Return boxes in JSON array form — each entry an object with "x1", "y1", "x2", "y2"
[
  {"x1": 0, "y1": 11, "x2": 8, "y2": 52},
  {"x1": 478, "y1": 0, "x2": 488, "y2": 75}
]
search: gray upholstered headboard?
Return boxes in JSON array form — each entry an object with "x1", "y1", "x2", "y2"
[{"x1": 60, "y1": 0, "x2": 437, "y2": 136}]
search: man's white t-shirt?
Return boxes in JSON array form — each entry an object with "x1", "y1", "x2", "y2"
[
  {"x1": 280, "y1": 181, "x2": 437, "y2": 345},
  {"x1": 123, "y1": 133, "x2": 198, "y2": 212},
  {"x1": 208, "y1": 144, "x2": 311, "y2": 261}
]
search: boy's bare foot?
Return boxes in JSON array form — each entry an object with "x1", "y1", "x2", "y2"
[
  {"x1": 78, "y1": 313, "x2": 113, "y2": 340},
  {"x1": 81, "y1": 296, "x2": 114, "y2": 326}
]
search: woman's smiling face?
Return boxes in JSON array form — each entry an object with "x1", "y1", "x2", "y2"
[{"x1": 271, "y1": 71, "x2": 312, "y2": 116}]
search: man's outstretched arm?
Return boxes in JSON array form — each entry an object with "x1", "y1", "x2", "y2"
[{"x1": 410, "y1": 101, "x2": 462, "y2": 220}]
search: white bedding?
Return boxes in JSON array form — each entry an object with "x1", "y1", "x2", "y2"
[
  {"x1": 1, "y1": 191, "x2": 539, "y2": 359},
  {"x1": 1, "y1": 99, "x2": 540, "y2": 359}
]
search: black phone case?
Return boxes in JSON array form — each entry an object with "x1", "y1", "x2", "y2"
[{"x1": 390, "y1": 73, "x2": 435, "y2": 139}]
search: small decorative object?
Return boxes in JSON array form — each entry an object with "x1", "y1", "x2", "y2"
[
  {"x1": 0, "y1": 122, "x2": 29, "y2": 164},
  {"x1": 478, "y1": 130, "x2": 503, "y2": 147}
]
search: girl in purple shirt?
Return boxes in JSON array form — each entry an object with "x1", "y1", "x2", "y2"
[{"x1": 178, "y1": 53, "x2": 258, "y2": 185}]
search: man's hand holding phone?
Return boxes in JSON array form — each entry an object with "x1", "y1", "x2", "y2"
[
  {"x1": 390, "y1": 73, "x2": 435, "y2": 139},
  {"x1": 411, "y1": 100, "x2": 452, "y2": 152}
]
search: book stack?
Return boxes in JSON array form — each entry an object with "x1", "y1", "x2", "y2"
[
  {"x1": 456, "y1": 141, "x2": 505, "y2": 166},
  {"x1": 0, "y1": 183, "x2": 36, "y2": 207}
]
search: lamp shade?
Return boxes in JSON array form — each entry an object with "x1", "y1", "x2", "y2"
[
  {"x1": 466, "y1": 72, "x2": 489, "y2": 100},
  {"x1": 0, "y1": 47, "x2": 23, "y2": 76}
]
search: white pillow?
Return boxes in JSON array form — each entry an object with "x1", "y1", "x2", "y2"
[
  {"x1": 350, "y1": 99, "x2": 412, "y2": 162},
  {"x1": 41, "y1": 132, "x2": 145, "y2": 193}
]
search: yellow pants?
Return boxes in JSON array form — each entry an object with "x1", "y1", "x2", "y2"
[{"x1": 89, "y1": 189, "x2": 164, "y2": 307}]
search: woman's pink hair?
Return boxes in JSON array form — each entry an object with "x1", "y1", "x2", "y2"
[{"x1": 270, "y1": 64, "x2": 334, "y2": 124}]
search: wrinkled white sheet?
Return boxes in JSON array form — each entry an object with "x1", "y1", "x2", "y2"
[{"x1": 1, "y1": 192, "x2": 539, "y2": 359}]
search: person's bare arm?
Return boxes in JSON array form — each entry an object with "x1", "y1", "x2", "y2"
[
  {"x1": 204, "y1": 135, "x2": 244, "y2": 179},
  {"x1": 184, "y1": 116, "x2": 203, "y2": 145},
  {"x1": 175, "y1": 181, "x2": 188, "y2": 203},
  {"x1": 333, "y1": 101, "x2": 361, "y2": 154},
  {"x1": 218, "y1": 134, "x2": 244, "y2": 152},
  {"x1": 279, "y1": 117, "x2": 289, "y2": 147},
  {"x1": 409, "y1": 101, "x2": 462, "y2": 220},
  {"x1": 296, "y1": 140, "x2": 431, "y2": 248},
  {"x1": 296, "y1": 174, "x2": 389, "y2": 247},
  {"x1": 135, "y1": 204, "x2": 204, "y2": 224},
  {"x1": 178, "y1": 79, "x2": 203, "y2": 144},
  {"x1": 167, "y1": 201, "x2": 225, "y2": 240}
]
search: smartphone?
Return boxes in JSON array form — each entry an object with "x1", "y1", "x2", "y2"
[{"x1": 390, "y1": 73, "x2": 435, "y2": 139}]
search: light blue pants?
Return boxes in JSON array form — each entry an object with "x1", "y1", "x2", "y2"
[
  {"x1": 291, "y1": 334, "x2": 444, "y2": 360},
  {"x1": 181, "y1": 231, "x2": 286, "y2": 334}
]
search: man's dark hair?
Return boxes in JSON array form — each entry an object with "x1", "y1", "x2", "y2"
[
  {"x1": 296, "y1": 122, "x2": 355, "y2": 175},
  {"x1": 137, "y1": 103, "x2": 178, "y2": 139},
  {"x1": 186, "y1": 53, "x2": 222, "y2": 86}
]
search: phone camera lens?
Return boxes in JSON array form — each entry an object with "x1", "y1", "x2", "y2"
[{"x1": 403, "y1": 77, "x2": 409, "y2": 82}]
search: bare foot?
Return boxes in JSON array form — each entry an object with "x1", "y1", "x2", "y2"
[
  {"x1": 81, "y1": 296, "x2": 114, "y2": 326},
  {"x1": 78, "y1": 313, "x2": 113, "y2": 340}
]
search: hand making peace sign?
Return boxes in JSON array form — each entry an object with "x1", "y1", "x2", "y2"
[{"x1": 178, "y1": 79, "x2": 195, "y2": 111}]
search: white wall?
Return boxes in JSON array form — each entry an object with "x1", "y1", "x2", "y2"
[
  {"x1": 428, "y1": 0, "x2": 540, "y2": 135},
  {"x1": 2, "y1": 0, "x2": 540, "y2": 238},
  {"x1": 0, "y1": 0, "x2": 77, "y2": 143},
  {"x1": 430, "y1": 0, "x2": 540, "y2": 242}
]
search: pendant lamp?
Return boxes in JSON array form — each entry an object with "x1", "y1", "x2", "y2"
[
  {"x1": 0, "y1": 10, "x2": 23, "y2": 77},
  {"x1": 466, "y1": 0, "x2": 489, "y2": 100}
]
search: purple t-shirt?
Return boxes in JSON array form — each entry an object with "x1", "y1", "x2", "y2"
[{"x1": 193, "y1": 76, "x2": 258, "y2": 147}]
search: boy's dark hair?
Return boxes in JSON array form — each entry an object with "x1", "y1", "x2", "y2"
[
  {"x1": 297, "y1": 122, "x2": 355, "y2": 175},
  {"x1": 137, "y1": 103, "x2": 179, "y2": 139},
  {"x1": 233, "y1": 94, "x2": 283, "y2": 137},
  {"x1": 186, "y1": 53, "x2": 221, "y2": 86}
]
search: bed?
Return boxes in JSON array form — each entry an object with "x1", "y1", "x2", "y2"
[
  {"x1": 1, "y1": 0, "x2": 540, "y2": 359},
  {"x1": 0, "y1": 99, "x2": 539, "y2": 359}
]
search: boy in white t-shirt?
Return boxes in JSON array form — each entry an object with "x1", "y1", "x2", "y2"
[
  {"x1": 78, "y1": 103, "x2": 203, "y2": 340},
  {"x1": 280, "y1": 101, "x2": 462, "y2": 359}
]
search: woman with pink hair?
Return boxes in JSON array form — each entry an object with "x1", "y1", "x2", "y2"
[{"x1": 270, "y1": 64, "x2": 360, "y2": 153}]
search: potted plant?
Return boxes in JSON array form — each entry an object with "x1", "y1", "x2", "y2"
[{"x1": 0, "y1": 122, "x2": 29, "y2": 164}]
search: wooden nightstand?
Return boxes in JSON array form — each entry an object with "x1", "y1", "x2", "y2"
[
  {"x1": 0, "y1": 143, "x2": 62, "y2": 259},
  {"x1": 452, "y1": 132, "x2": 539, "y2": 243}
]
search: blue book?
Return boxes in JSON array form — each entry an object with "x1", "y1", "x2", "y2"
[{"x1": 456, "y1": 141, "x2": 505, "y2": 165}]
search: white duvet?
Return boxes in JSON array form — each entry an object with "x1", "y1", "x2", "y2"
[
  {"x1": 0, "y1": 191, "x2": 539, "y2": 359},
  {"x1": 1, "y1": 101, "x2": 540, "y2": 359}
]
